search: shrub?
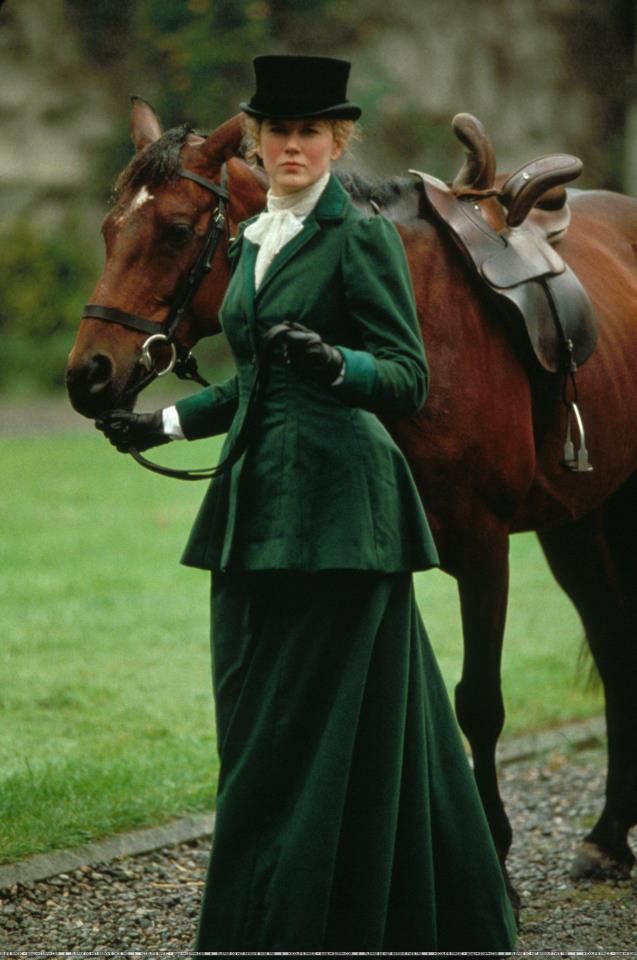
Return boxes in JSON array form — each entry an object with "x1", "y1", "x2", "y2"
[{"x1": 0, "y1": 219, "x2": 97, "y2": 392}]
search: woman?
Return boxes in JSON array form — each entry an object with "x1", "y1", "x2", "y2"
[{"x1": 98, "y1": 55, "x2": 517, "y2": 952}]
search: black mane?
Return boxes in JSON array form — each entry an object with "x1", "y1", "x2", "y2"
[
  {"x1": 113, "y1": 129, "x2": 416, "y2": 215},
  {"x1": 337, "y1": 170, "x2": 417, "y2": 206},
  {"x1": 113, "y1": 125, "x2": 203, "y2": 207}
]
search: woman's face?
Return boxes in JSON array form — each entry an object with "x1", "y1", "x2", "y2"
[{"x1": 257, "y1": 119, "x2": 343, "y2": 196}]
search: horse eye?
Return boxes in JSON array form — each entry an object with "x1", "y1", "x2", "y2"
[{"x1": 163, "y1": 222, "x2": 194, "y2": 248}]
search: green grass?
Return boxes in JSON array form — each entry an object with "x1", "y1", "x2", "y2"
[{"x1": 0, "y1": 431, "x2": 602, "y2": 863}]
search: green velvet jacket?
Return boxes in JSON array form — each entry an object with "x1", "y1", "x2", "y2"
[{"x1": 175, "y1": 174, "x2": 439, "y2": 573}]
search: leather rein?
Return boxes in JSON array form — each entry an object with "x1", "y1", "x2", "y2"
[{"x1": 82, "y1": 163, "x2": 289, "y2": 481}]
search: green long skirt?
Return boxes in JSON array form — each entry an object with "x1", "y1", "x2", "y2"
[{"x1": 195, "y1": 571, "x2": 517, "y2": 952}]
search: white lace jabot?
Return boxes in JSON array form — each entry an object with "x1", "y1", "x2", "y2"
[{"x1": 244, "y1": 172, "x2": 330, "y2": 290}]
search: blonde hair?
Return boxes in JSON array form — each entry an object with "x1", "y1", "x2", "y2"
[{"x1": 241, "y1": 114, "x2": 361, "y2": 166}]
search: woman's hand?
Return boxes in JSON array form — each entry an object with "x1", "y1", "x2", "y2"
[
  {"x1": 95, "y1": 410, "x2": 170, "y2": 452},
  {"x1": 281, "y1": 324, "x2": 344, "y2": 386}
]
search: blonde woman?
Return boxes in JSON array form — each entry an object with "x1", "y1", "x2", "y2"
[{"x1": 99, "y1": 55, "x2": 516, "y2": 953}]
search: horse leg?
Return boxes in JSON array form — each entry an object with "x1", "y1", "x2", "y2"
[
  {"x1": 537, "y1": 501, "x2": 637, "y2": 880},
  {"x1": 450, "y1": 524, "x2": 517, "y2": 904}
]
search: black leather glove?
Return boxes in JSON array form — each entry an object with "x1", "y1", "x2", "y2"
[
  {"x1": 281, "y1": 324, "x2": 344, "y2": 387},
  {"x1": 95, "y1": 409, "x2": 170, "y2": 453}
]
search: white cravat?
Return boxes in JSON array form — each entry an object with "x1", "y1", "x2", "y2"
[{"x1": 244, "y1": 172, "x2": 330, "y2": 290}]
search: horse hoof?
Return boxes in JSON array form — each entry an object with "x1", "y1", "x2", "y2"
[{"x1": 570, "y1": 841, "x2": 634, "y2": 881}]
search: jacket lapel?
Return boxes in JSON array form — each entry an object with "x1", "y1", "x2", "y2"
[
  {"x1": 255, "y1": 219, "x2": 320, "y2": 299},
  {"x1": 254, "y1": 174, "x2": 349, "y2": 300},
  {"x1": 241, "y1": 240, "x2": 258, "y2": 313},
  {"x1": 240, "y1": 240, "x2": 260, "y2": 352}
]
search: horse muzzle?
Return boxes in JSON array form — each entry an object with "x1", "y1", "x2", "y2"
[{"x1": 65, "y1": 347, "x2": 142, "y2": 419}]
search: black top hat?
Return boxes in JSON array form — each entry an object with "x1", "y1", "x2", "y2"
[{"x1": 240, "y1": 55, "x2": 362, "y2": 121}]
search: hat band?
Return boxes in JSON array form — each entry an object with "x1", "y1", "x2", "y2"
[{"x1": 241, "y1": 96, "x2": 361, "y2": 120}]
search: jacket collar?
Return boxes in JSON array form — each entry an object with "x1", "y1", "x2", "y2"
[
  {"x1": 238, "y1": 173, "x2": 350, "y2": 303},
  {"x1": 311, "y1": 172, "x2": 349, "y2": 222},
  {"x1": 233, "y1": 171, "x2": 348, "y2": 245}
]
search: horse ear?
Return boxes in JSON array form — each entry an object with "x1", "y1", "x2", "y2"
[
  {"x1": 201, "y1": 114, "x2": 245, "y2": 165},
  {"x1": 130, "y1": 96, "x2": 163, "y2": 151}
]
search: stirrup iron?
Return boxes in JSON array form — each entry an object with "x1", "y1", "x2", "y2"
[{"x1": 562, "y1": 401, "x2": 593, "y2": 472}]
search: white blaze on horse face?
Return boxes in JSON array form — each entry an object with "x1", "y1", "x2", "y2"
[
  {"x1": 116, "y1": 186, "x2": 155, "y2": 224},
  {"x1": 131, "y1": 185, "x2": 155, "y2": 211}
]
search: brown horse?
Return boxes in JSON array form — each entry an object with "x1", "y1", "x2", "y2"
[{"x1": 67, "y1": 98, "x2": 637, "y2": 897}]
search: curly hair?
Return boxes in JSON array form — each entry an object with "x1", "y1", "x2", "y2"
[{"x1": 241, "y1": 115, "x2": 361, "y2": 166}]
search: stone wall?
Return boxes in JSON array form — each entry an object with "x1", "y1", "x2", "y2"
[
  {"x1": 348, "y1": 0, "x2": 634, "y2": 189},
  {"x1": 0, "y1": 0, "x2": 633, "y2": 244},
  {"x1": 0, "y1": 0, "x2": 114, "y2": 236}
]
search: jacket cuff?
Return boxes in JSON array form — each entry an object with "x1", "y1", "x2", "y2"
[
  {"x1": 174, "y1": 383, "x2": 239, "y2": 440},
  {"x1": 333, "y1": 346, "x2": 378, "y2": 403},
  {"x1": 161, "y1": 405, "x2": 185, "y2": 439}
]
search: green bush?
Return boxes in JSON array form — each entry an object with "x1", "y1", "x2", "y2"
[{"x1": 0, "y1": 219, "x2": 97, "y2": 392}]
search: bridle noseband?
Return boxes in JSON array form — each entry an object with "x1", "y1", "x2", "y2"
[{"x1": 82, "y1": 163, "x2": 230, "y2": 395}]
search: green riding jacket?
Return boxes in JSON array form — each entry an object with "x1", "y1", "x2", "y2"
[{"x1": 175, "y1": 173, "x2": 439, "y2": 573}]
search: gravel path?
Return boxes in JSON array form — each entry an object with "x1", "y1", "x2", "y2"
[
  {"x1": 1, "y1": 743, "x2": 635, "y2": 956},
  {"x1": 0, "y1": 396, "x2": 92, "y2": 436},
  {"x1": 503, "y1": 746, "x2": 636, "y2": 953}
]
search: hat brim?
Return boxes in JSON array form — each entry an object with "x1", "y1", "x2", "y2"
[{"x1": 240, "y1": 101, "x2": 361, "y2": 121}]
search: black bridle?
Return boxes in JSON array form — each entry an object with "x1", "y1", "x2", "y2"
[
  {"x1": 83, "y1": 162, "x2": 295, "y2": 481},
  {"x1": 82, "y1": 164, "x2": 231, "y2": 397}
]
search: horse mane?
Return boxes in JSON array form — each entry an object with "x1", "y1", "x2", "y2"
[
  {"x1": 112, "y1": 125, "x2": 204, "y2": 207},
  {"x1": 337, "y1": 170, "x2": 417, "y2": 206},
  {"x1": 113, "y1": 127, "x2": 414, "y2": 213}
]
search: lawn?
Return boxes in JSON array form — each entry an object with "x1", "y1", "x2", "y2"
[{"x1": 0, "y1": 430, "x2": 602, "y2": 863}]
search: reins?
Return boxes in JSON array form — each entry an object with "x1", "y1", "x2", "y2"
[{"x1": 127, "y1": 322, "x2": 294, "y2": 481}]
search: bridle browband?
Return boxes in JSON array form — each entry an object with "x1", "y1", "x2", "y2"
[{"x1": 82, "y1": 164, "x2": 231, "y2": 395}]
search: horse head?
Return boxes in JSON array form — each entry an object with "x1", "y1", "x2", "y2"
[{"x1": 66, "y1": 98, "x2": 268, "y2": 418}]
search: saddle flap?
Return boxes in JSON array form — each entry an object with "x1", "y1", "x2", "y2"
[
  {"x1": 499, "y1": 271, "x2": 597, "y2": 372},
  {"x1": 482, "y1": 226, "x2": 565, "y2": 288}
]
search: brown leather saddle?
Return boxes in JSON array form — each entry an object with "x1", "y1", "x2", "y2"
[
  {"x1": 411, "y1": 162, "x2": 597, "y2": 375},
  {"x1": 408, "y1": 113, "x2": 597, "y2": 471}
]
